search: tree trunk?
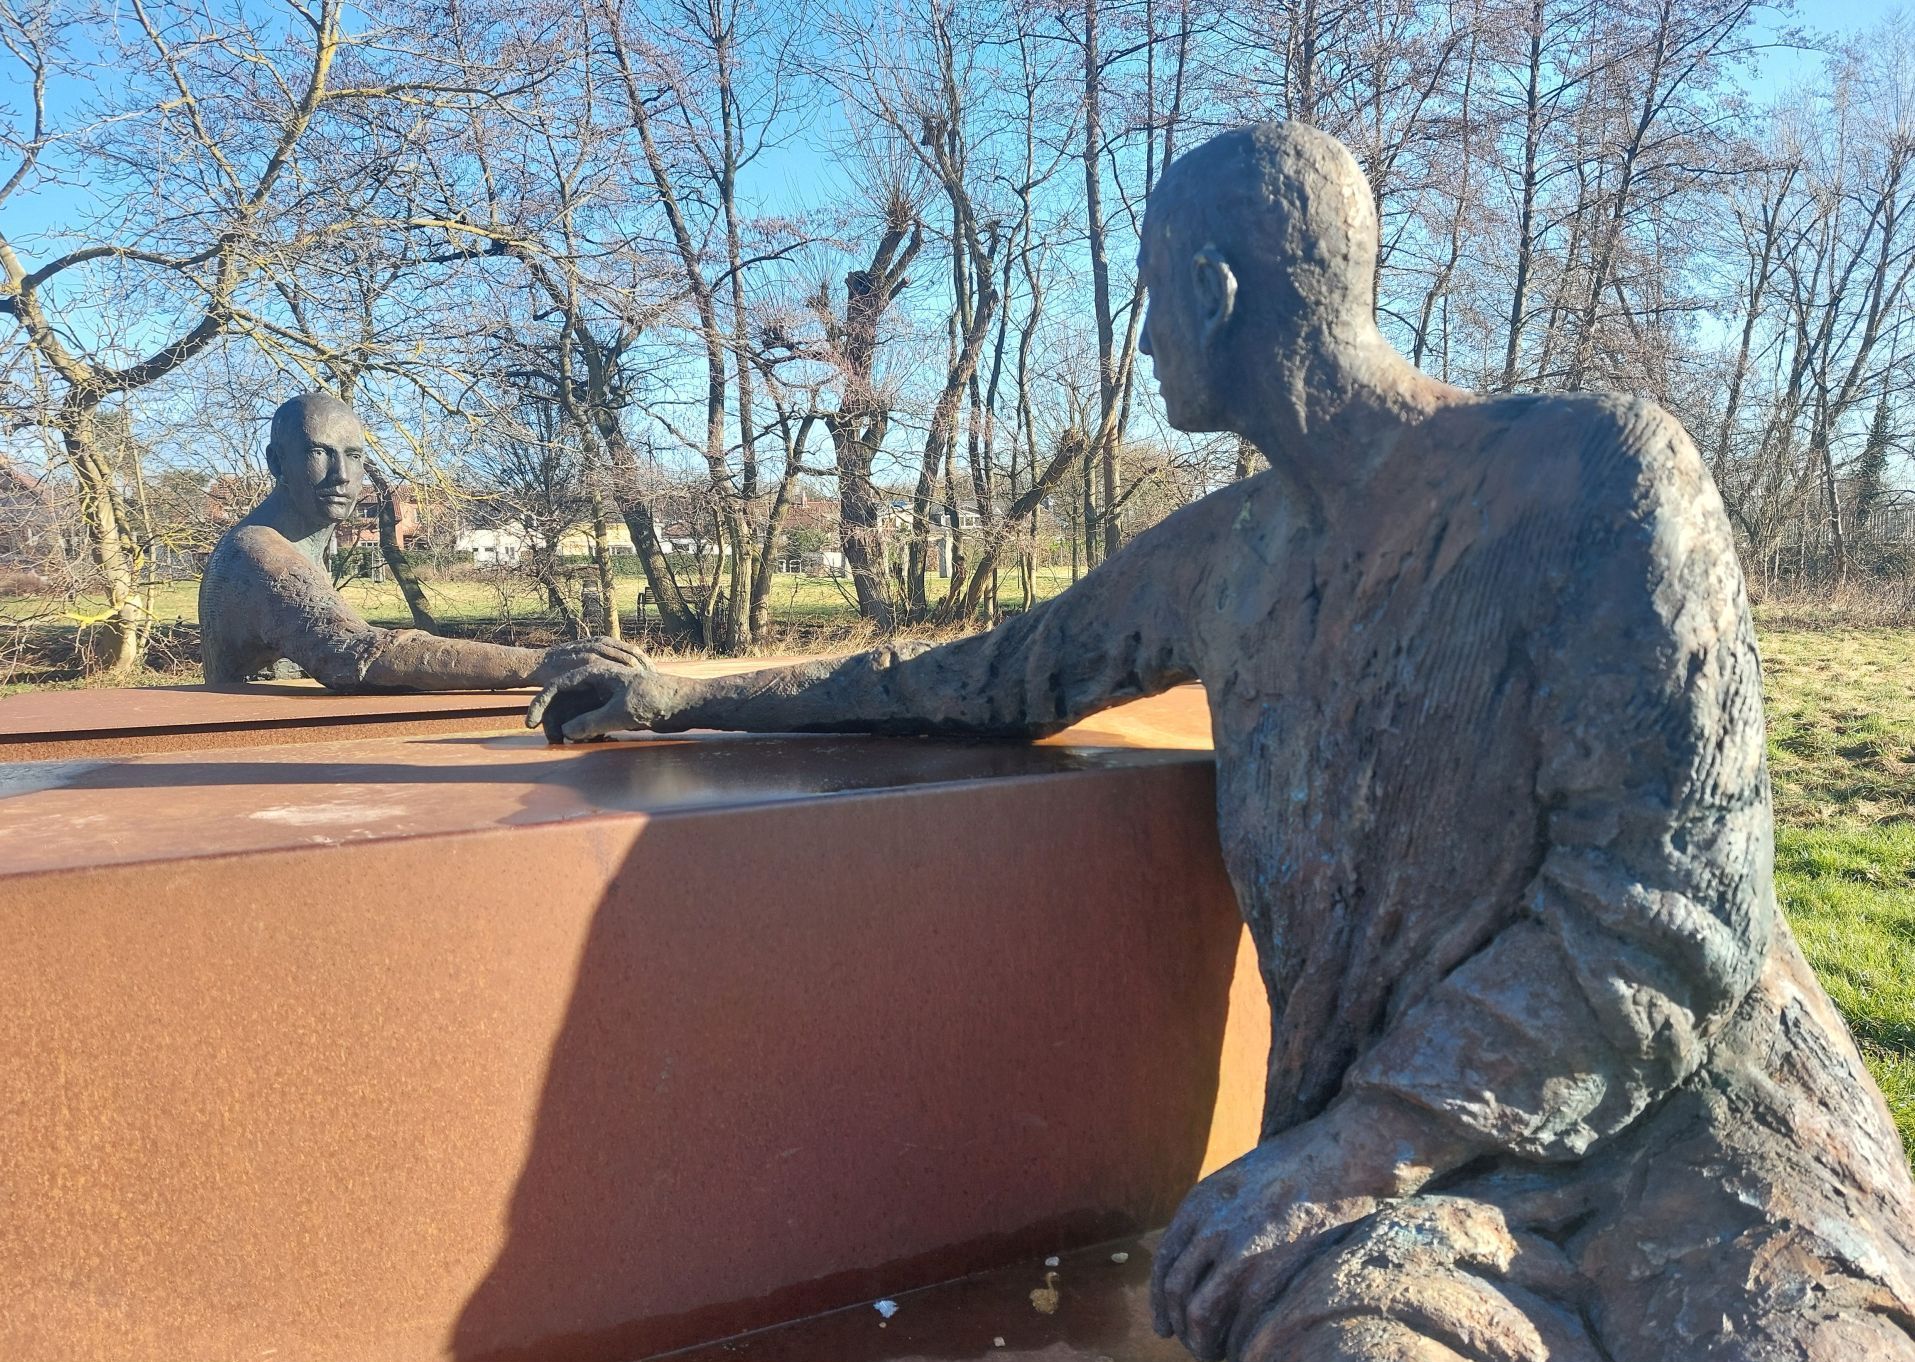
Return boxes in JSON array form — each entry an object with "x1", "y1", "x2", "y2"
[
  {"x1": 61, "y1": 400, "x2": 147, "y2": 676},
  {"x1": 830, "y1": 414, "x2": 897, "y2": 631},
  {"x1": 592, "y1": 409, "x2": 704, "y2": 646},
  {"x1": 365, "y1": 462, "x2": 437, "y2": 633},
  {"x1": 589, "y1": 491, "x2": 621, "y2": 643}
]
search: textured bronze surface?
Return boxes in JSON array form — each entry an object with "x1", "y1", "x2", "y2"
[
  {"x1": 0, "y1": 693, "x2": 1260, "y2": 1362},
  {"x1": 198, "y1": 393, "x2": 638, "y2": 692},
  {"x1": 527, "y1": 120, "x2": 1915, "y2": 1361}
]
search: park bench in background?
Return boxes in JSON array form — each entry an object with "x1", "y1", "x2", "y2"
[{"x1": 0, "y1": 671, "x2": 1265, "y2": 1362}]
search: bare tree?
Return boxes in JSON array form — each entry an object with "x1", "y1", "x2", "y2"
[{"x1": 0, "y1": 0, "x2": 375, "y2": 672}]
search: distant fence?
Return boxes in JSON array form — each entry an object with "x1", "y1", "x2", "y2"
[
  {"x1": 1754, "y1": 491, "x2": 1915, "y2": 592},
  {"x1": 1775, "y1": 494, "x2": 1915, "y2": 551},
  {"x1": 1863, "y1": 501, "x2": 1915, "y2": 545}
]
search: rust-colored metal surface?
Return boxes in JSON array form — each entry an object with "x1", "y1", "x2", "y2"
[
  {"x1": 663, "y1": 1234, "x2": 1182, "y2": 1362},
  {"x1": 0, "y1": 679, "x2": 528, "y2": 759},
  {"x1": 0, "y1": 658, "x2": 800, "y2": 759},
  {"x1": 0, "y1": 667, "x2": 1211, "y2": 760},
  {"x1": 0, "y1": 731, "x2": 1202, "y2": 876},
  {"x1": 0, "y1": 688, "x2": 1262, "y2": 1362}
]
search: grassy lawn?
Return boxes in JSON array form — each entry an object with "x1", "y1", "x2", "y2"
[
  {"x1": 1760, "y1": 623, "x2": 1915, "y2": 1159},
  {"x1": 0, "y1": 567, "x2": 1083, "y2": 633}
]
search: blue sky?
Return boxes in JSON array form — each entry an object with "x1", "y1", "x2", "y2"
[
  {"x1": 3, "y1": 0, "x2": 1911, "y2": 477},
  {"x1": 1759, "y1": 0, "x2": 1907, "y2": 86},
  {"x1": 9, "y1": 1, "x2": 1903, "y2": 240}
]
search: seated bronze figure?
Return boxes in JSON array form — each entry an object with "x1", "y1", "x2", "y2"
[
  {"x1": 200, "y1": 392, "x2": 623, "y2": 691},
  {"x1": 528, "y1": 124, "x2": 1915, "y2": 1361}
]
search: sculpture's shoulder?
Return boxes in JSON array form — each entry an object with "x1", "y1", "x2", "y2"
[
  {"x1": 200, "y1": 523, "x2": 287, "y2": 682},
  {"x1": 1437, "y1": 392, "x2": 1716, "y2": 558},
  {"x1": 1494, "y1": 391, "x2": 1705, "y2": 515},
  {"x1": 207, "y1": 521, "x2": 311, "y2": 583},
  {"x1": 202, "y1": 524, "x2": 274, "y2": 626},
  {"x1": 200, "y1": 524, "x2": 341, "y2": 656},
  {"x1": 1482, "y1": 393, "x2": 1751, "y2": 671},
  {"x1": 205, "y1": 521, "x2": 348, "y2": 614}
]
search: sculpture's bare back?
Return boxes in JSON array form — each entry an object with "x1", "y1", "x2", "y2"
[{"x1": 529, "y1": 124, "x2": 1915, "y2": 1361}]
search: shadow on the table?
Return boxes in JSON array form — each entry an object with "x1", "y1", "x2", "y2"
[
  {"x1": 33, "y1": 736, "x2": 1203, "y2": 823},
  {"x1": 441, "y1": 783, "x2": 1244, "y2": 1362}
]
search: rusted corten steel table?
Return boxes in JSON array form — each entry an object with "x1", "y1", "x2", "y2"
[
  {"x1": 0, "y1": 657, "x2": 821, "y2": 761},
  {"x1": 0, "y1": 675, "x2": 1265, "y2": 1362}
]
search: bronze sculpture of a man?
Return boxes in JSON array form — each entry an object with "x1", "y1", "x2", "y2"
[
  {"x1": 199, "y1": 392, "x2": 623, "y2": 690},
  {"x1": 527, "y1": 124, "x2": 1915, "y2": 1360}
]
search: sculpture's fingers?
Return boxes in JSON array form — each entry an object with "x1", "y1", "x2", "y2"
[
  {"x1": 1227, "y1": 1299, "x2": 1294, "y2": 1362},
  {"x1": 561, "y1": 696, "x2": 634, "y2": 742},
  {"x1": 525, "y1": 679, "x2": 567, "y2": 729},
  {"x1": 580, "y1": 638, "x2": 646, "y2": 667},
  {"x1": 1150, "y1": 1204, "x2": 1207, "y2": 1336},
  {"x1": 1150, "y1": 1277, "x2": 1171, "y2": 1336},
  {"x1": 1222, "y1": 1250, "x2": 1332, "y2": 1362},
  {"x1": 527, "y1": 667, "x2": 619, "y2": 743},
  {"x1": 528, "y1": 667, "x2": 596, "y2": 727},
  {"x1": 1162, "y1": 1235, "x2": 1223, "y2": 1347},
  {"x1": 1182, "y1": 1248, "x2": 1260, "y2": 1362}
]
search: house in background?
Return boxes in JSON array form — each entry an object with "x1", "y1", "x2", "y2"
[
  {"x1": 779, "y1": 490, "x2": 846, "y2": 574},
  {"x1": 658, "y1": 522, "x2": 722, "y2": 557},
  {"x1": 883, "y1": 498, "x2": 962, "y2": 577},
  {"x1": 0, "y1": 457, "x2": 65, "y2": 588},
  {"x1": 336, "y1": 483, "x2": 421, "y2": 553},
  {"x1": 555, "y1": 520, "x2": 636, "y2": 558},
  {"x1": 455, "y1": 525, "x2": 534, "y2": 567}
]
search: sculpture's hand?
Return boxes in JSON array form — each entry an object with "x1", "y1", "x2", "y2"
[
  {"x1": 1150, "y1": 1092, "x2": 1477, "y2": 1362},
  {"x1": 525, "y1": 648, "x2": 685, "y2": 744},
  {"x1": 530, "y1": 636, "x2": 646, "y2": 687}
]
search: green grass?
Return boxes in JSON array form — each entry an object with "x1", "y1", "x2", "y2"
[
  {"x1": 1762, "y1": 623, "x2": 1915, "y2": 1159},
  {"x1": 0, "y1": 567, "x2": 1083, "y2": 633}
]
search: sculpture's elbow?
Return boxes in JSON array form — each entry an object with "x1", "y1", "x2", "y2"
[{"x1": 302, "y1": 628, "x2": 390, "y2": 693}]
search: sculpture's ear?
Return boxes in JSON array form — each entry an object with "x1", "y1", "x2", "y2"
[
  {"x1": 263, "y1": 437, "x2": 283, "y2": 481},
  {"x1": 1192, "y1": 245, "x2": 1238, "y2": 346}
]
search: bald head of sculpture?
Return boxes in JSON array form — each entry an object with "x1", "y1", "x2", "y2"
[
  {"x1": 1138, "y1": 122, "x2": 1394, "y2": 438},
  {"x1": 265, "y1": 391, "x2": 368, "y2": 532}
]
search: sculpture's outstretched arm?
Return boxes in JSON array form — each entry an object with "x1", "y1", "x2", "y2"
[
  {"x1": 530, "y1": 481, "x2": 1252, "y2": 742},
  {"x1": 1344, "y1": 413, "x2": 1775, "y2": 1159},
  {"x1": 229, "y1": 530, "x2": 626, "y2": 691},
  {"x1": 355, "y1": 630, "x2": 547, "y2": 692}
]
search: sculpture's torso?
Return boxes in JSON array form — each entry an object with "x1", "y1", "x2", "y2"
[
  {"x1": 1200, "y1": 398, "x2": 1572, "y2": 1134},
  {"x1": 1186, "y1": 392, "x2": 1915, "y2": 1347},
  {"x1": 198, "y1": 521, "x2": 382, "y2": 687},
  {"x1": 198, "y1": 524, "x2": 288, "y2": 683}
]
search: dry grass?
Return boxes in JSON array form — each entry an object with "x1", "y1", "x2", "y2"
[{"x1": 1754, "y1": 576, "x2": 1915, "y2": 630}]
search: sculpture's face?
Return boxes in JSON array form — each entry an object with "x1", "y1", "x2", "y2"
[
  {"x1": 270, "y1": 405, "x2": 367, "y2": 526},
  {"x1": 1136, "y1": 214, "x2": 1235, "y2": 435}
]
